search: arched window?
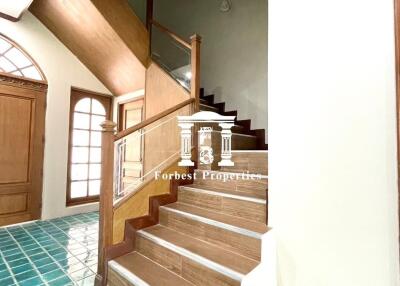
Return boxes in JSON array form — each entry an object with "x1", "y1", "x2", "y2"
[
  {"x1": 0, "y1": 35, "x2": 45, "y2": 81},
  {"x1": 67, "y1": 88, "x2": 112, "y2": 205}
]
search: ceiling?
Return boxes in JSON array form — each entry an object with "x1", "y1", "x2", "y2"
[{"x1": 0, "y1": 0, "x2": 33, "y2": 21}]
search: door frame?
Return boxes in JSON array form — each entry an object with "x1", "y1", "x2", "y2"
[
  {"x1": 395, "y1": 0, "x2": 400, "y2": 258},
  {"x1": 0, "y1": 73, "x2": 47, "y2": 225},
  {"x1": 66, "y1": 87, "x2": 113, "y2": 206},
  {"x1": 117, "y1": 97, "x2": 145, "y2": 188}
]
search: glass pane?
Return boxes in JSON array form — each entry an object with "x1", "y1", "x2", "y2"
[
  {"x1": 91, "y1": 131, "x2": 102, "y2": 147},
  {"x1": 73, "y1": 113, "x2": 90, "y2": 130},
  {"x1": 71, "y1": 181, "x2": 87, "y2": 198},
  {"x1": 21, "y1": 66, "x2": 42, "y2": 80},
  {"x1": 92, "y1": 99, "x2": 106, "y2": 115},
  {"x1": 11, "y1": 71, "x2": 22, "y2": 77},
  {"x1": 71, "y1": 164, "x2": 88, "y2": 180},
  {"x1": 91, "y1": 115, "x2": 105, "y2": 131},
  {"x1": 151, "y1": 25, "x2": 191, "y2": 90},
  {"x1": 90, "y1": 148, "x2": 101, "y2": 163},
  {"x1": 72, "y1": 130, "x2": 89, "y2": 146},
  {"x1": 89, "y1": 180, "x2": 101, "y2": 196},
  {"x1": 72, "y1": 147, "x2": 89, "y2": 163},
  {"x1": 75, "y1": 98, "x2": 91, "y2": 113},
  {"x1": 89, "y1": 164, "x2": 101, "y2": 179},
  {"x1": 0, "y1": 56, "x2": 16, "y2": 72},
  {"x1": 5, "y1": 48, "x2": 31, "y2": 68},
  {"x1": 0, "y1": 38, "x2": 11, "y2": 53}
]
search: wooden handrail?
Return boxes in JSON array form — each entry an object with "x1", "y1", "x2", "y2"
[
  {"x1": 150, "y1": 20, "x2": 192, "y2": 50},
  {"x1": 114, "y1": 98, "x2": 195, "y2": 141}
]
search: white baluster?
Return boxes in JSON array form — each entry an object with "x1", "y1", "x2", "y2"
[
  {"x1": 218, "y1": 122, "x2": 234, "y2": 166},
  {"x1": 178, "y1": 122, "x2": 195, "y2": 166}
]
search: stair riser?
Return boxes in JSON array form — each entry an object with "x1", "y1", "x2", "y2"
[
  {"x1": 108, "y1": 268, "x2": 134, "y2": 286},
  {"x1": 159, "y1": 208, "x2": 261, "y2": 260},
  {"x1": 178, "y1": 189, "x2": 266, "y2": 223},
  {"x1": 135, "y1": 235, "x2": 241, "y2": 286},
  {"x1": 194, "y1": 170, "x2": 267, "y2": 199},
  {"x1": 200, "y1": 104, "x2": 220, "y2": 113},
  {"x1": 221, "y1": 152, "x2": 268, "y2": 175},
  {"x1": 199, "y1": 123, "x2": 246, "y2": 135}
]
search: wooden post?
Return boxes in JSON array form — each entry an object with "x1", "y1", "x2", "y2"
[
  {"x1": 191, "y1": 34, "x2": 202, "y2": 165},
  {"x1": 190, "y1": 34, "x2": 202, "y2": 112},
  {"x1": 146, "y1": 0, "x2": 154, "y2": 31},
  {"x1": 97, "y1": 120, "x2": 117, "y2": 285}
]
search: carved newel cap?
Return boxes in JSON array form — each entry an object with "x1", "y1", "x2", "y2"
[
  {"x1": 190, "y1": 34, "x2": 202, "y2": 43},
  {"x1": 100, "y1": 120, "x2": 117, "y2": 132}
]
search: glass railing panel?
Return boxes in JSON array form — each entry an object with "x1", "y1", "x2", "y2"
[
  {"x1": 151, "y1": 23, "x2": 192, "y2": 90},
  {"x1": 113, "y1": 104, "x2": 193, "y2": 203}
]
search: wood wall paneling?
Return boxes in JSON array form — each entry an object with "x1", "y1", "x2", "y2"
[
  {"x1": 145, "y1": 62, "x2": 190, "y2": 118},
  {"x1": 112, "y1": 163, "x2": 188, "y2": 244}
]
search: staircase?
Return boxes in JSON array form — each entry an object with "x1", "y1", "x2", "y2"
[
  {"x1": 199, "y1": 88, "x2": 268, "y2": 151},
  {"x1": 107, "y1": 151, "x2": 269, "y2": 286}
]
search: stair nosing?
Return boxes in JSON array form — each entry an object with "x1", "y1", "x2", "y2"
[
  {"x1": 109, "y1": 260, "x2": 150, "y2": 286},
  {"x1": 179, "y1": 186, "x2": 267, "y2": 204},
  {"x1": 137, "y1": 229, "x2": 245, "y2": 282},
  {"x1": 160, "y1": 205, "x2": 263, "y2": 239},
  {"x1": 200, "y1": 103, "x2": 219, "y2": 110},
  {"x1": 211, "y1": 130, "x2": 257, "y2": 138}
]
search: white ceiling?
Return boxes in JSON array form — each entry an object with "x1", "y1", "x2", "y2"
[{"x1": 0, "y1": 0, "x2": 33, "y2": 20}]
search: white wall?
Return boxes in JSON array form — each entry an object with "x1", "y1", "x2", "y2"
[
  {"x1": 154, "y1": 0, "x2": 267, "y2": 133},
  {"x1": 269, "y1": 0, "x2": 400, "y2": 285},
  {"x1": 0, "y1": 12, "x2": 111, "y2": 220}
]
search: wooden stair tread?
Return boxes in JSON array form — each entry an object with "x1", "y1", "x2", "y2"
[
  {"x1": 112, "y1": 251, "x2": 195, "y2": 286},
  {"x1": 140, "y1": 224, "x2": 259, "y2": 275},
  {"x1": 181, "y1": 184, "x2": 266, "y2": 201},
  {"x1": 162, "y1": 202, "x2": 268, "y2": 234}
]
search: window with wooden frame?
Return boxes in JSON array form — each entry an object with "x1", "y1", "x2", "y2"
[{"x1": 67, "y1": 88, "x2": 112, "y2": 206}]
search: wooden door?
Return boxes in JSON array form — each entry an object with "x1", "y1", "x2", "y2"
[
  {"x1": 0, "y1": 77, "x2": 46, "y2": 226},
  {"x1": 118, "y1": 99, "x2": 144, "y2": 189}
]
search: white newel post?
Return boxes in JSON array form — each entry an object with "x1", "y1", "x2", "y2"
[
  {"x1": 218, "y1": 122, "x2": 234, "y2": 166},
  {"x1": 178, "y1": 122, "x2": 194, "y2": 166}
]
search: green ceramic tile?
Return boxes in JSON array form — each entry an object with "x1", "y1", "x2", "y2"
[
  {"x1": 24, "y1": 248, "x2": 44, "y2": 257},
  {"x1": 32, "y1": 257, "x2": 53, "y2": 268},
  {"x1": 18, "y1": 276, "x2": 44, "y2": 286},
  {"x1": 43, "y1": 269, "x2": 65, "y2": 282},
  {"x1": 37, "y1": 262, "x2": 60, "y2": 275},
  {"x1": 10, "y1": 263, "x2": 34, "y2": 275},
  {"x1": 30, "y1": 253, "x2": 49, "y2": 262},
  {"x1": 47, "y1": 275, "x2": 73, "y2": 286},
  {"x1": 8, "y1": 258, "x2": 29, "y2": 268},
  {"x1": 0, "y1": 277, "x2": 15, "y2": 285},
  {"x1": 0, "y1": 269, "x2": 11, "y2": 280},
  {"x1": 4, "y1": 253, "x2": 25, "y2": 262},
  {"x1": 14, "y1": 269, "x2": 38, "y2": 282},
  {"x1": 48, "y1": 248, "x2": 67, "y2": 257}
]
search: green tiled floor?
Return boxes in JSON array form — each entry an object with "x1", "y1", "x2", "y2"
[{"x1": 0, "y1": 212, "x2": 99, "y2": 286}]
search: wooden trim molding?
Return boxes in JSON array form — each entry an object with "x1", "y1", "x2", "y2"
[
  {"x1": 395, "y1": 0, "x2": 400, "y2": 260},
  {"x1": 150, "y1": 20, "x2": 191, "y2": 50},
  {"x1": 0, "y1": 72, "x2": 47, "y2": 92},
  {"x1": 0, "y1": 11, "x2": 19, "y2": 22}
]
